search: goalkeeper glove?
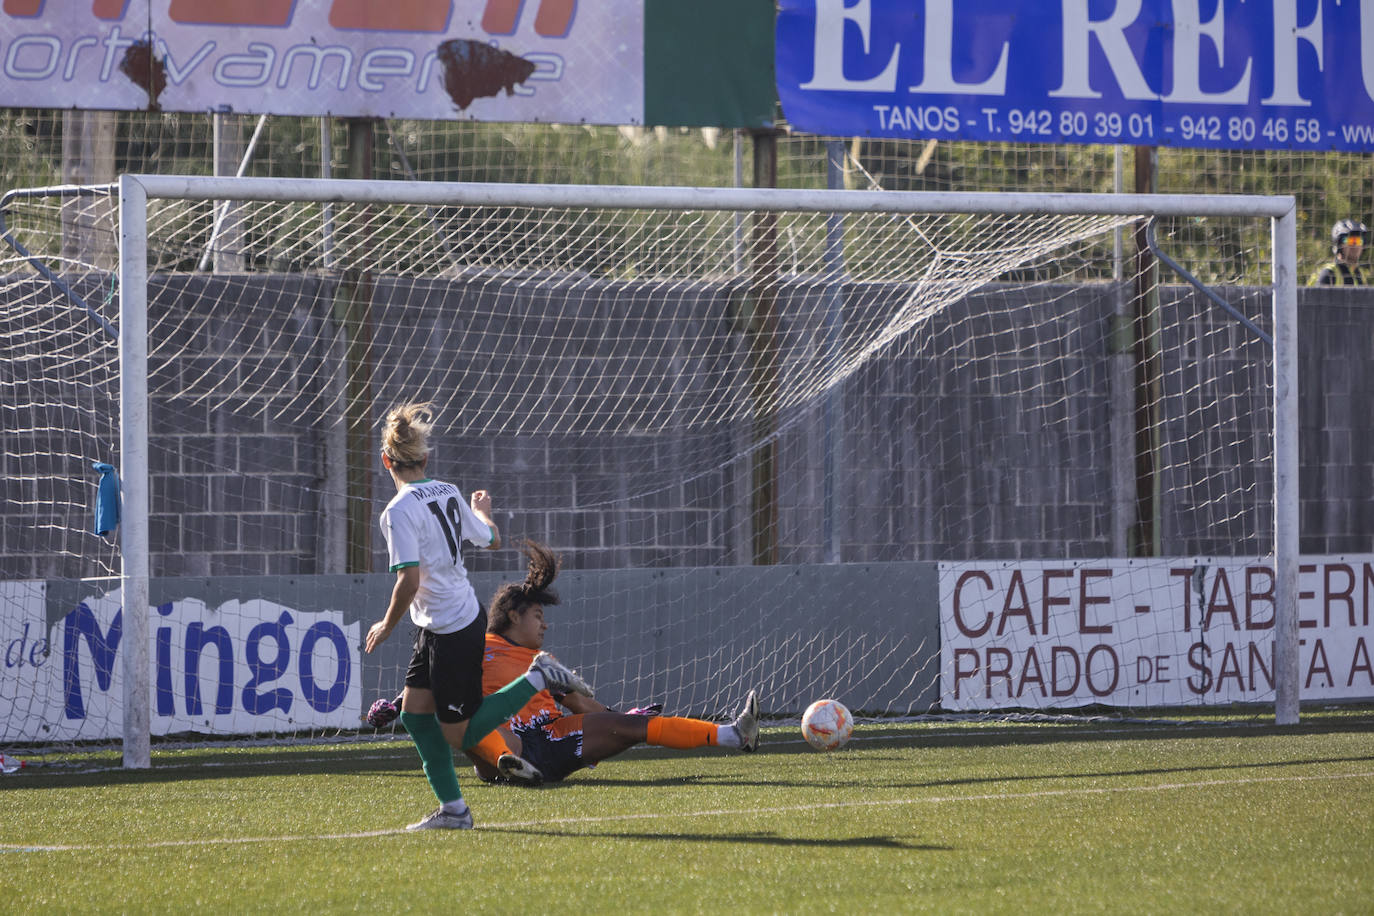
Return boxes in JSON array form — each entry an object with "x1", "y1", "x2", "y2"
[{"x1": 366, "y1": 696, "x2": 401, "y2": 728}]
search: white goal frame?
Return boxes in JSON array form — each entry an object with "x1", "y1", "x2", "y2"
[{"x1": 112, "y1": 174, "x2": 1299, "y2": 767}]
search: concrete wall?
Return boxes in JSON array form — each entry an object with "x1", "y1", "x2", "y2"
[{"x1": 3, "y1": 277, "x2": 1371, "y2": 580}]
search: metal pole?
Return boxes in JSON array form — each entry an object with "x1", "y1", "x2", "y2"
[
  {"x1": 117, "y1": 175, "x2": 1296, "y2": 219},
  {"x1": 117, "y1": 175, "x2": 150, "y2": 769},
  {"x1": 1272, "y1": 205, "x2": 1300, "y2": 725}
]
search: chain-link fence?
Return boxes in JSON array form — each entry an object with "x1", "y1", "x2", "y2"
[{"x1": 3, "y1": 108, "x2": 1367, "y2": 280}]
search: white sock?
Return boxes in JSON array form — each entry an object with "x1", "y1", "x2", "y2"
[
  {"x1": 526, "y1": 670, "x2": 547, "y2": 692},
  {"x1": 442, "y1": 799, "x2": 469, "y2": 815},
  {"x1": 716, "y1": 725, "x2": 742, "y2": 748}
]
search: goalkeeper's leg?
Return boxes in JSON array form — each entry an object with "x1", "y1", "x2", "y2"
[
  {"x1": 581, "y1": 690, "x2": 760, "y2": 762},
  {"x1": 458, "y1": 674, "x2": 540, "y2": 750}
]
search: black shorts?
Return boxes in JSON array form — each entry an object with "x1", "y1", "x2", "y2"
[
  {"x1": 511, "y1": 713, "x2": 587, "y2": 782},
  {"x1": 405, "y1": 609, "x2": 486, "y2": 724}
]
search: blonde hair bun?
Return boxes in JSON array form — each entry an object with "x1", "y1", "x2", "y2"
[{"x1": 382, "y1": 400, "x2": 435, "y2": 468}]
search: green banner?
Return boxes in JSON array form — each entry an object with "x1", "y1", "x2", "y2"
[{"x1": 645, "y1": 0, "x2": 775, "y2": 128}]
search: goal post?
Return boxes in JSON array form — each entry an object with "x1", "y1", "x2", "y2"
[
  {"x1": 1271, "y1": 205, "x2": 1300, "y2": 727},
  {"x1": 0, "y1": 175, "x2": 1300, "y2": 767},
  {"x1": 118, "y1": 176, "x2": 151, "y2": 768}
]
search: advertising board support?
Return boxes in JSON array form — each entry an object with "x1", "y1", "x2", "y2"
[
  {"x1": 209, "y1": 114, "x2": 247, "y2": 273},
  {"x1": 60, "y1": 110, "x2": 116, "y2": 271},
  {"x1": 342, "y1": 118, "x2": 376, "y2": 575},
  {"x1": 1131, "y1": 146, "x2": 1163, "y2": 557},
  {"x1": 1110, "y1": 147, "x2": 1133, "y2": 557},
  {"x1": 750, "y1": 128, "x2": 780, "y2": 566},
  {"x1": 823, "y1": 139, "x2": 846, "y2": 565}
]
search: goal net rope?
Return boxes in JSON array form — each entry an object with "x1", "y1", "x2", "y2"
[{"x1": 0, "y1": 178, "x2": 1297, "y2": 761}]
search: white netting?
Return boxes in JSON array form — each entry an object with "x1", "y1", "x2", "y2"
[{"x1": 0, "y1": 181, "x2": 1284, "y2": 757}]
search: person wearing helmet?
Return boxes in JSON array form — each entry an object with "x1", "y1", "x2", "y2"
[{"x1": 1309, "y1": 219, "x2": 1369, "y2": 285}]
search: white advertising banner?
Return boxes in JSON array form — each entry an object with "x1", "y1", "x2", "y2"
[
  {"x1": 0, "y1": 0, "x2": 643, "y2": 123},
  {"x1": 941, "y1": 557, "x2": 1374, "y2": 710},
  {"x1": 1, "y1": 582, "x2": 361, "y2": 742}
]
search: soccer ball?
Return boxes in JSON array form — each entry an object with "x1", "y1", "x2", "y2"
[{"x1": 801, "y1": 698, "x2": 853, "y2": 751}]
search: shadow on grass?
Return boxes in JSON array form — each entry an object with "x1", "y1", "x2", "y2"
[
  {"x1": 855, "y1": 712, "x2": 1374, "y2": 753},
  {"x1": 6, "y1": 712, "x2": 1371, "y2": 793},
  {"x1": 0, "y1": 742, "x2": 419, "y2": 792},
  {"x1": 481, "y1": 825, "x2": 948, "y2": 850},
  {"x1": 498, "y1": 750, "x2": 1374, "y2": 794},
  {"x1": 823, "y1": 751, "x2": 1374, "y2": 793}
]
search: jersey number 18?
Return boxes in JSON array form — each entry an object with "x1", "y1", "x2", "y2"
[{"x1": 425, "y1": 497, "x2": 464, "y2": 564}]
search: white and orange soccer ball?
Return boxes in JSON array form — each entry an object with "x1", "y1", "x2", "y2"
[{"x1": 800, "y1": 698, "x2": 853, "y2": 751}]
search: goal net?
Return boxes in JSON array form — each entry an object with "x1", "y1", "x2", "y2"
[{"x1": 0, "y1": 176, "x2": 1298, "y2": 766}]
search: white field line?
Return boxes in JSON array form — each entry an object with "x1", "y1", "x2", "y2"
[{"x1": 3, "y1": 767, "x2": 1371, "y2": 853}]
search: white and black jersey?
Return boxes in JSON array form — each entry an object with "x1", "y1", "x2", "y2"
[{"x1": 379, "y1": 478, "x2": 494, "y2": 634}]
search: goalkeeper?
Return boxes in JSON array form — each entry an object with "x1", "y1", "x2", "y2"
[
  {"x1": 370, "y1": 540, "x2": 761, "y2": 784},
  {"x1": 364, "y1": 402, "x2": 593, "y2": 830},
  {"x1": 463, "y1": 540, "x2": 758, "y2": 785}
]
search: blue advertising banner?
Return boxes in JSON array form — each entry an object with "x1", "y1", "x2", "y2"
[{"x1": 777, "y1": 0, "x2": 1374, "y2": 151}]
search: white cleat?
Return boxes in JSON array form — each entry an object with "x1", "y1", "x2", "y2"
[
  {"x1": 406, "y1": 806, "x2": 474, "y2": 831},
  {"x1": 529, "y1": 650, "x2": 594, "y2": 698},
  {"x1": 733, "y1": 689, "x2": 760, "y2": 753}
]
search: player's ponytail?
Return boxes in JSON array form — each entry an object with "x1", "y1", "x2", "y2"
[
  {"x1": 519, "y1": 540, "x2": 559, "y2": 598},
  {"x1": 488, "y1": 540, "x2": 561, "y2": 635}
]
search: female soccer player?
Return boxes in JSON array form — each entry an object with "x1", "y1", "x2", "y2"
[
  {"x1": 466, "y1": 540, "x2": 760, "y2": 787},
  {"x1": 363, "y1": 401, "x2": 592, "y2": 830}
]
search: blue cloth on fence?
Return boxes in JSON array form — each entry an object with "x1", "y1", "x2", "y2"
[{"x1": 92, "y1": 462, "x2": 120, "y2": 537}]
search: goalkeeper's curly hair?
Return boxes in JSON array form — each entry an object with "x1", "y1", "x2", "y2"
[{"x1": 487, "y1": 540, "x2": 561, "y2": 635}]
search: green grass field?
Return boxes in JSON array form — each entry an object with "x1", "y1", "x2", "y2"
[{"x1": 3, "y1": 711, "x2": 1371, "y2": 914}]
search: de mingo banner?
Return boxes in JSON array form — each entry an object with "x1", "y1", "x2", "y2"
[{"x1": 1, "y1": 581, "x2": 362, "y2": 743}]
